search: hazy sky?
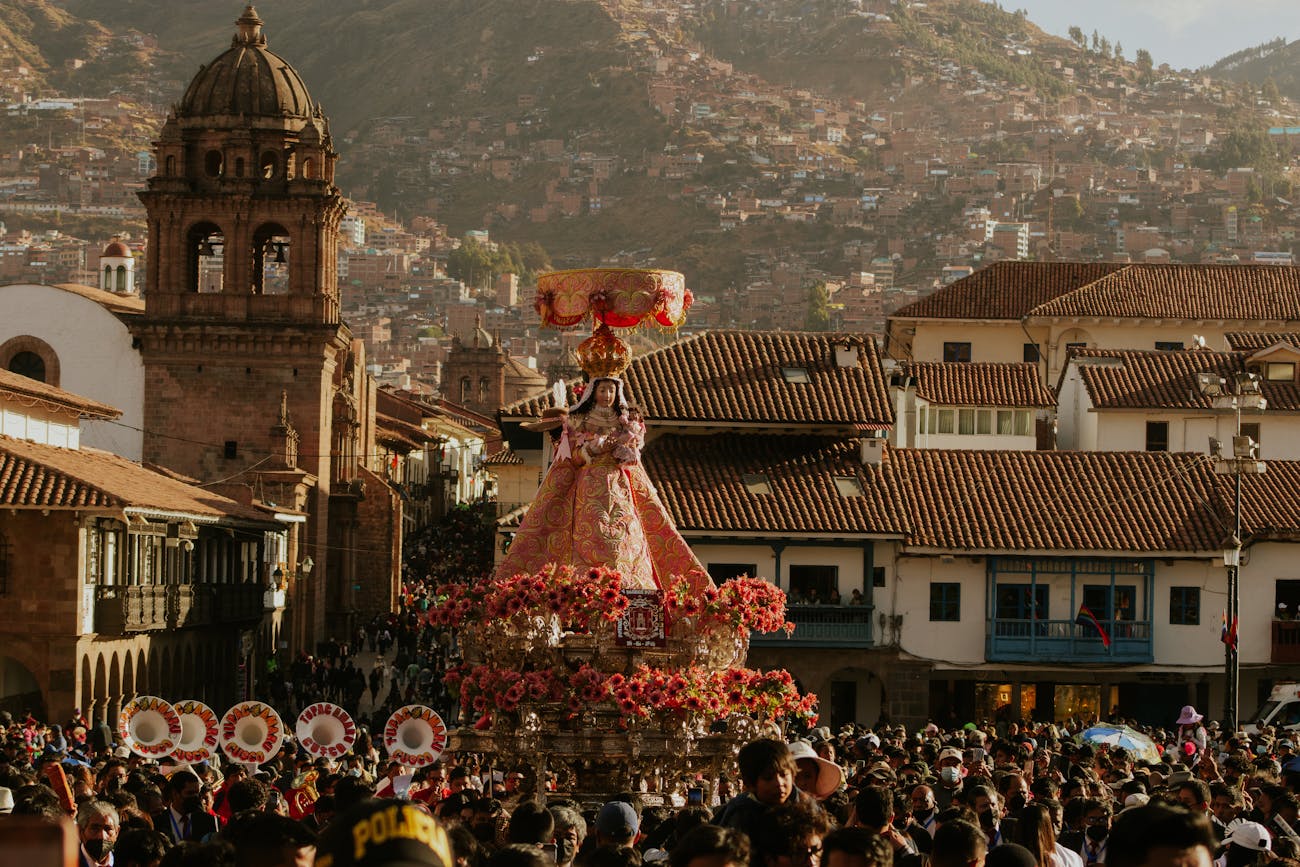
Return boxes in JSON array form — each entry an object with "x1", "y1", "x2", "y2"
[{"x1": 1009, "y1": 0, "x2": 1300, "y2": 70}]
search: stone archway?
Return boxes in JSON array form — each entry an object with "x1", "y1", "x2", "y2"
[
  {"x1": 0, "y1": 654, "x2": 45, "y2": 719},
  {"x1": 825, "y1": 666, "x2": 886, "y2": 730},
  {"x1": 92, "y1": 654, "x2": 108, "y2": 727},
  {"x1": 107, "y1": 652, "x2": 122, "y2": 723}
]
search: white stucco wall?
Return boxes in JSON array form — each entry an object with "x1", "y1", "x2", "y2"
[
  {"x1": 0, "y1": 284, "x2": 143, "y2": 460},
  {"x1": 908, "y1": 322, "x2": 1044, "y2": 366},
  {"x1": 893, "y1": 554, "x2": 987, "y2": 664},
  {"x1": 0, "y1": 402, "x2": 80, "y2": 448},
  {"x1": 1240, "y1": 542, "x2": 1300, "y2": 665}
]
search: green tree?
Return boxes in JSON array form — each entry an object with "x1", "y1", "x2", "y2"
[
  {"x1": 1068, "y1": 25, "x2": 1085, "y2": 48},
  {"x1": 446, "y1": 239, "x2": 495, "y2": 289},
  {"x1": 1263, "y1": 77, "x2": 1282, "y2": 104},
  {"x1": 805, "y1": 282, "x2": 831, "y2": 331},
  {"x1": 1135, "y1": 49, "x2": 1153, "y2": 73}
]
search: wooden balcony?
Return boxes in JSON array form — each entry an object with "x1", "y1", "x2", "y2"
[
  {"x1": 750, "y1": 604, "x2": 875, "y2": 648},
  {"x1": 987, "y1": 618, "x2": 1153, "y2": 664},
  {"x1": 94, "y1": 583, "x2": 266, "y2": 634},
  {"x1": 1273, "y1": 621, "x2": 1300, "y2": 663}
]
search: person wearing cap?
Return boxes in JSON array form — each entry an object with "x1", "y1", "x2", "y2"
[
  {"x1": 1218, "y1": 821, "x2": 1271, "y2": 867},
  {"x1": 934, "y1": 747, "x2": 966, "y2": 810},
  {"x1": 788, "y1": 741, "x2": 844, "y2": 801},
  {"x1": 315, "y1": 798, "x2": 453, "y2": 867},
  {"x1": 595, "y1": 800, "x2": 640, "y2": 847},
  {"x1": 0, "y1": 785, "x2": 12, "y2": 815}
]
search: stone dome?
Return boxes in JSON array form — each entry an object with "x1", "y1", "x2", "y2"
[
  {"x1": 101, "y1": 240, "x2": 131, "y2": 258},
  {"x1": 178, "y1": 6, "x2": 315, "y2": 119}
]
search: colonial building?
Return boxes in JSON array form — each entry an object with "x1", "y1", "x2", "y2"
[
  {"x1": 0, "y1": 368, "x2": 292, "y2": 722},
  {"x1": 0, "y1": 280, "x2": 144, "y2": 460},
  {"x1": 441, "y1": 318, "x2": 546, "y2": 417},
  {"x1": 1057, "y1": 343, "x2": 1300, "y2": 458},
  {"x1": 886, "y1": 262, "x2": 1300, "y2": 383}
]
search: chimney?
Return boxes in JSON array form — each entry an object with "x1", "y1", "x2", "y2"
[{"x1": 860, "y1": 434, "x2": 884, "y2": 466}]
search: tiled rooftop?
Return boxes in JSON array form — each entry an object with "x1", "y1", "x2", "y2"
[
  {"x1": 484, "y1": 448, "x2": 523, "y2": 466},
  {"x1": 890, "y1": 262, "x2": 1300, "y2": 323},
  {"x1": 508, "y1": 431, "x2": 1300, "y2": 553},
  {"x1": 644, "y1": 434, "x2": 907, "y2": 536},
  {"x1": 902, "y1": 362, "x2": 1055, "y2": 407},
  {"x1": 0, "y1": 368, "x2": 120, "y2": 420},
  {"x1": 891, "y1": 262, "x2": 1124, "y2": 320},
  {"x1": 1070, "y1": 348, "x2": 1300, "y2": 412},
  {"x1": 0, "y1": 435, "x2": 271, "y2": 522},
  {"x1": 1225, "y1": 332, "x2": 1300, "y2": 351},
  {"x1": 887, "y1": 448, "x2": 1228, "y2": 553},
  {"x1": 1031, "y1": 264, "x2": 1300, "y2": 321},
  {"x1": 503, "y1": 330, "x2": 894, "y2": 429}
]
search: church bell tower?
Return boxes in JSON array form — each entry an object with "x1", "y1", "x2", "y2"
[{"x1": 131, "y1": 6, "x2": 358, "y2": 647}]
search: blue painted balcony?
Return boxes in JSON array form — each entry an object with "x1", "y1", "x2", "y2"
[
  {"x1": 986, "y1": 617, "x2": 1152, "y2": 663},
  {"x1": 751, "y1": 604, "x2": 875, "y2": 648}
]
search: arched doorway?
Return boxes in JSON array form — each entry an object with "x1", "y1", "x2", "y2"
[
  {"x1": 826, "y1": 667, "x2": 886, "y2": 730},
  {"x1": 0, "y1": 654, "x2": 45, "y2": 719}
]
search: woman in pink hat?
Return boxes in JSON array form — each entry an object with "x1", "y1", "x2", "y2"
[{"x1": 1177, "y1": 705, "x2": 1208, "y2": 757}]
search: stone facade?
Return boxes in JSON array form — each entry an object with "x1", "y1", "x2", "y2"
[{"x1": 128, "y1": 7, "x2": 400, "y2": 653}]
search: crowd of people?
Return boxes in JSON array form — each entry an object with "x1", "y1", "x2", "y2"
[{"x1": 2, "y1": 695, "x2": 1299, "y2": 867}]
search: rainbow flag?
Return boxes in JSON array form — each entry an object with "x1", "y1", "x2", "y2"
[
  {"x1": 1221, "y1": 610, "x2": 1238, "y2": 651},
  {"x1": 1075, "y1": 604, "x2": 1111, "y2": 647}
]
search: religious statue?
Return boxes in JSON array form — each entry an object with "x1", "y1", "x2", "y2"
[{"x1": 496, "y1": 321, "x2": 711, "y2": 592}]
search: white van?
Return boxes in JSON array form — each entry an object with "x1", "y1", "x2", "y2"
[{"x1": 1244, "y1": 682, "x2": 1300, "y2": 734}]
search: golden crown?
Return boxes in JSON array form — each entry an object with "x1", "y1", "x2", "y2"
[{"x1": 576, "y1": 325, "x2": 631, "y2": 379}]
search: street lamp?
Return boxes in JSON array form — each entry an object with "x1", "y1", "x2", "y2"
[{"x1": 1204, "y1": 371, "x2": 1268, "y2": 732}]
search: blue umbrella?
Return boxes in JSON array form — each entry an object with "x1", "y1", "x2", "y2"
[{"x1": 1076, "y1": 724, "x2": 1160, "y2": 764}]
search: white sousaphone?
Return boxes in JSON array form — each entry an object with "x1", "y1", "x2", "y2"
[
  {"x1": 295, "y1": 702, "x2": 357, "y2": 759},
  {"x1": 219, "y1": 701, "x2": 285, "y2": 767},
  {"x1": 383, "y1": 705, "x2": 448, "y2": 768},
  {"x1": 119, "y1": 695, "x2": 182, "y2": 759},
  {"x1": 171, "y1": 700, "x2": 221, "y2": 764}
]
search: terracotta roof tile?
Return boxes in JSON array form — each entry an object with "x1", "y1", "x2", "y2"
[
  {"x1": 891, "y1": 262, "x2": 1300, "y2": 324},
  {"x1": 1225, "y1": 332, "x2": 1300, "y2": 351},
  {"x1": 50, "y1": 282, "x2": 145, "y2": 315},
  {"x1": 503, "y1": 330, "x2": 894, "y2": 428},
  {"x1": 887, "y1": 448, "x2": 1227, "y2": 553},
  {"x1": 643, "y1": 434, "x2": 907, "y2": 535},
  {"x1": 1071, "y1": 348, "x2": 1300, "y2": 412},
  {"x1": 1029, "y1": 264, "x2": 1300, "y2": 321},
  {"x1": 902, "y1": 362, "x2": 1055, "y2": 407},
  {"x1": 891, "y1": 262, "x2": 1125, "y2": 320},
  {"x1": 1235, "y1": 460, "x2": 1300, "y2": 540},
  {"x1": 484, "y1": 448, "x2": 522, "y2": 466},
  {"x1": 0, "y1": 369, "x2": 121, "y2": 420},
  {"x1": 0, "y1": 436, "x2": 272, "y2": 522}
]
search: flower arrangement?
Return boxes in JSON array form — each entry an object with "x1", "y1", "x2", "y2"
[
  {"x1": 663, "y1": 576, "x2": 795, "y2": 637},
  {"x1": 429, "y1": 564, "x2": 817, "y2": 737},
  {"x1": 428, "y1": 564, "x2": 629, "y2": 633},
  {"x1": 447, "y1": 661, "x2": 817, "y2": 730}
]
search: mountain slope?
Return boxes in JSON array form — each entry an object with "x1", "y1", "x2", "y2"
[{"x1": 1208, "y1": 37, "x2": 1300, "y2": 101}]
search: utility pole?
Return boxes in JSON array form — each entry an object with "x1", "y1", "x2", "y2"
[{"x1": 1202, "y1": 369, "x2": 1268, "y2": 732}]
